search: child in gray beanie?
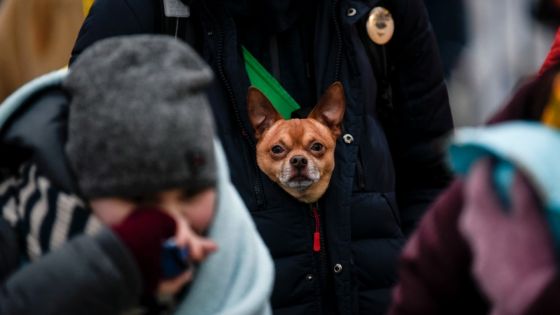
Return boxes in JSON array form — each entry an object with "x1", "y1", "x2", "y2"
[
  {"x1": 0, "y1": 34, "x2": 274, "y2": 315},
  {"x1": 64, "y1": 34, "x2": 219, "y2": 305}
]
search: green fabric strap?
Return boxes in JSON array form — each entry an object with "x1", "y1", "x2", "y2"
[{"x1": 242, "y1": 46, "x2": 300, "y2": 119}]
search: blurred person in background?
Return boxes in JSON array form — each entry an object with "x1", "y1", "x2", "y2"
[
  {"x1": 388, "y1": 41, "x2": 560, "y2": 315},
  {"x1": 447, "y1": 0, "x2": 555, "y2": 127},
  {"x1": 0, "y1": 0, "x2": 85, "y2": 102},
  {"x1": 533, "y1": 0, "x2": 560, "y2": 28},
  {"x1": 534, "y1": 0, "x2": 560, "y2": 75},
  {"x1": 0, "y1": 35, "x2": 273, "y2": 315}
]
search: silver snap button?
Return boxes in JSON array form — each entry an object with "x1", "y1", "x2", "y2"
[
  {"x1": 347, "y1": 8, "x2": 357, "y2": 17},
  {"x1": 343, "y1": 134, "x2": 354, "y2": 144},
  {"x1": 306, "y1": 274, "x2": 314, "y2": 281},
  {"x1": 333, "y1": 263, "x2": 343, "y2": 273}
]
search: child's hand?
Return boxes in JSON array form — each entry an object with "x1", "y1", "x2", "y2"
[
  {"x1": 156, "y1": 188, "x2": 218, "y2": 296},
  {"x1": 155, "y1": 225, "x2": 216, "y2": 298},
  {"x1": 170, "y1": 210, "x2": 218, "y2": 262},
  {"x1": 155, "y1": 213, "x2": 217, "y2": 296},
  {"x1": 157, "y1": 268, "x2": 193, "y2": 296},
  {"x1": 157, "y1": 212, "x2": 217, "y2": 296},
  {"x1": 157, "y1": 188, "x2": 218, "y2": 262}
]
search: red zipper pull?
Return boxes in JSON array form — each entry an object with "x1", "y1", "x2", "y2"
[
  {"x1": 313, "y1": 231, "x2": 321, "y2": 252},
  {"x1": 312, "y1": 206, "x2": 321, "y2": 252}
]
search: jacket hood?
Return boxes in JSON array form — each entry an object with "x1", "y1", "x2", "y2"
[
  {"x1": 0, "y1": 69, "x2": 77, "y2": 193},
  {"x1": 449, "y1": 122, "x2": 560, "y2": 256}
]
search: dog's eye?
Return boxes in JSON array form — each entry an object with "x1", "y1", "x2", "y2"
[
  {"x1": 310, "y1": 142, "x2": 324, "y2": 152},
  {"x1": 271, "y1": 145, "x2": 285, "y2": 154}
]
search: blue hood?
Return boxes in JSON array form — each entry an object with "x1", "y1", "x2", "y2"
[{"x1": 448, "y1": 121, "x2": 560, "y2": 252}]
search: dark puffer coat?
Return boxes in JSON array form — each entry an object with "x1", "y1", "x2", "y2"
[{"x1": 71, "y1": 0, "x2": 453, "y2": 314}]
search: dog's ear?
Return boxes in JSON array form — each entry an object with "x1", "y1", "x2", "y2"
[
  {"x1": 247, "y1": 87, "x2": 283, "y2": 139},
  {"x1": 309, "y1": 82, "x2": 345, "y2": 138}
]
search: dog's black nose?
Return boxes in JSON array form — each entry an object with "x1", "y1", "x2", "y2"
[{"x1": 290, "y1": 155, "x2": 308, "y2": 169}]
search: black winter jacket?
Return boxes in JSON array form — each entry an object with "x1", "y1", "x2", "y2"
[
  {"x1": 0, "y1": 218, "x2": 141, "y2": 315},
  {"x1": 71, "y1": 1, "x2": 453, "y2": 314}
]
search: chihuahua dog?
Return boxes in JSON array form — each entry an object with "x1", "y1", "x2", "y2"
[{"x1": 247, "y1": 82, "x2": 345, "y2": 203}]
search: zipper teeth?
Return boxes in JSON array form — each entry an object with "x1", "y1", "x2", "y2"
[
  {"x1": 310, "y1": 203, "x2": 328, "y2": 313},
  {"x1": 312, "y1": 207, "x2": 320, "y2": 232},
  {"x1": 332, "y1": 0, "x2": 343, "y2": 81},
  {"x1": 201, "y1": 2, "x2": 243, "y2": 137},
  {"x1": 310, "y1": 203, "x2": 323, "y2": 253},
  {"x1": 209, "y1": 3, "x2": 266, "y2": 209},
  {"x1": 312, "y1": 205, "x2": 321, "y2": 252},
  {"x1": 216, "y1": 29, "x2": 251, "y2": 142}
]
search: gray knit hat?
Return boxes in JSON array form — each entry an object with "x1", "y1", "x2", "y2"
[{"x1": 64, "y1": 35, "x2": 216, "y2": 199}]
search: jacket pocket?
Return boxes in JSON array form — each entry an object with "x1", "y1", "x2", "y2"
[{"x1": 380, "y1": 192, "x2": 401, "y2": 228}]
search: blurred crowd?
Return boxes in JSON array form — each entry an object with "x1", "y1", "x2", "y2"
[
  {"x1": 0, "y1": 0, "x2": 85, "y2": 101},
  {"x1": 427, "y1": 0, "x2": 559, "y2": 126},
  {"x1": 0, "y1": 0, "x2": 556, "y2": 126},
  {"x1": 2, "y1": 0, "x2": 560, "y2": 315}
]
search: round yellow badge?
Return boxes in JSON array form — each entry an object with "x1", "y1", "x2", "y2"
[{"x1": 366, "y1": 7, "x2": 394, "y2": 45}]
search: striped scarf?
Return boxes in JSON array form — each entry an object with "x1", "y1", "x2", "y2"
[{"x1": 0, "y1": 162, "x2": 101, "y2": 261}]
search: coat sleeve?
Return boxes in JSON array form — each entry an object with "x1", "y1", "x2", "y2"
[
  {"x1": 70, "y1": 0, "x2": 157, "y2": 64},
  {"x1": 0, "y1": 228, "x2": 142, "y2": 315},
  {"x1": 388, "y1": 180, "x2": 488, "y2": 315},
  {"x1": 388, "y1": 0, "x2": 454, "y2": 236}
]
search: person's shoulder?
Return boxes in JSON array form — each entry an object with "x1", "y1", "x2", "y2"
[
  {"x1": 71, "y1": 0, "x2": 159, "y2": 63},
  {"x1": 123, "y1": 0, "x2": 159, "y2": 27},
  {"x1": 87, "y1": 0, "x2": 157, "y2": 31}
]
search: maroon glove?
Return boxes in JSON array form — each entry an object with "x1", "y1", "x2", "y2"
[
  {"x1": 460, "y1": 159, "x2": 557, "y2": 315},
  {"x1": 112, "y1": 208, "x2": 176, "y2": 295}
]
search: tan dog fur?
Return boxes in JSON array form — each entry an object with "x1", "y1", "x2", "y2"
[{"x1": 248, "y1": 82, "x2": 345, "y2": 203}]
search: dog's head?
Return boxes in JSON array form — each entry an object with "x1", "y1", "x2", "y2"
[{"x1": 247, "y1": 82, "x2": 345, "y2": 203}]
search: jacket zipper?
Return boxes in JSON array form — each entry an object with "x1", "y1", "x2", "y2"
[
  {"x1": 204, "y1": 2, "x2": 266, "y2": 210},
  {"x1": 332, "y1": 0, "x2": 343, "y2": 81},
  {"x1": 310, "y1": 203, "x2": 327, "y2": 261},
  {"x1": 310, "y1": 202, "x2": 329, "y2": 312},
  {"x1": 311, "y1": 204, "x2": 321, "y2": 252}
]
